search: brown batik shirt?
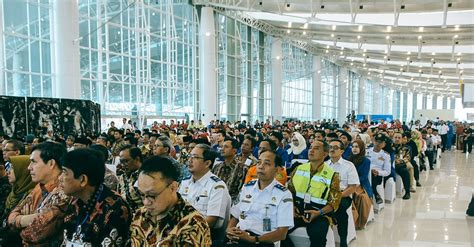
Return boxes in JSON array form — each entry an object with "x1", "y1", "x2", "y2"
[
  {"x1": 212, "y1": 156, "x2": 249, "y2": 203},
  {"x1": 129, "y1": 194, "x2": 211, "y2": 247}
]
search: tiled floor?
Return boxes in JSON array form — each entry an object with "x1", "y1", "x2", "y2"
[{"x1": 351, "y1": 150, "x2": 474, "y2": 247}]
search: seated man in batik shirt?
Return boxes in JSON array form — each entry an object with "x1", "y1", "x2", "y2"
[
  {"x1": 61, "y1": 148, "x2": 132, "y2": 246},
  {"x1": 130, "y1": 156, "x2": 212, "y2": 246},
  {"x1": 8, "y1": 142, "x2": 69, "y2": 246}
]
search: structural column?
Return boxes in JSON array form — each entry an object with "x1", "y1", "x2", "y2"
[
  {"x1": 271, "y1": 38, "x2": 282, "y2": 121},
  {"x1": 358, "y1": 76, "x2": 366, "y2": 115},
  {"x1": 0, "y1": 0, "x2": 4, "y2": 95},
  {"x1": 52, "y1": 0, "x2": 81, "y2": 99},
  {"x1": 312, "y1": 56, "x2": 321, "y2": 120},
  {"x1": 338, "y1": 68, "x2": 348, "y2": 124},
  {"x1": 199, "y1": 7, "x2": 217, "y2": 124}
]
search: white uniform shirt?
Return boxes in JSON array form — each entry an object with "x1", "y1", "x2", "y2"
[
  {"x1": 328, "y1": 158, "x2": 360, "y2": 191},
  {"x1": 366, "y1": 147, "x2": 391, "y2": 177},
  {"x1": 439, "y1": 124, "x2": 449, "y2": 135},
  {"x1": 179, "y1": 171, "x2": 231, "y2": 228},
  {"x1": 431, "y1": 134, "x2": 442, "y2": 146},
  {"x1": 230, "y1": 179, "x2": 294, "y2": 236}
]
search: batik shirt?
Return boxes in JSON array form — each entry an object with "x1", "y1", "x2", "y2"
[
  {"x1": 63, "y1": 184, "x2": 132, "y2": 246},
  {"x1": 8, "y1": 177, "x2": 69, "y2": 246},
  {"x1": 0, "y1": 176, "x2": 12, "y2": 218},
  {"x1": 129, "y1": 194, "x2": 211, "y2": 247},
  {"x1": 393, "y1": 144, "x2": 412, "y2": 167},
  {"x1": 117, "y1": 170, "x2": 143, "y2": 213},
  {"x1": 212, "y1": 156, "x2": 249, "y2": 203}
]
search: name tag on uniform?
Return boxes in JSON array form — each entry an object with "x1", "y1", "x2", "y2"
[
  {"x1": 263, "y1": 217, "x2": 271, "y2": 232},
  {"x1": 304, "y1": 193, "x2": 311, "y2": 204}
]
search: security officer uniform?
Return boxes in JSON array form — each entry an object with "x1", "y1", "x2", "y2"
[
  {"x1": 230, "y1": 179, "x2": 294, "y2": 246},
  {"x1": 178, "y1": 171, "x2": 231, "y2": 242}
]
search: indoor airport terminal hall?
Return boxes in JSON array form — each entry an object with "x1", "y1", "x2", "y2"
[{"x1": 1, "y1": 0, "x2": 474, "y2": 246}]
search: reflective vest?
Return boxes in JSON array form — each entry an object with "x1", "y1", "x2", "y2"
[{"x1": 292, "y1": 162, "x2": 335, "y2": 206}]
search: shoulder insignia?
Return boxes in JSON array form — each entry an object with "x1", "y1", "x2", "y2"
[
  {"x1": 283, "y1": 198, "x2": 293, "y2": 203},
  {"x1": 210, "y1": 176, "x2": 222, "y2": 182},
  {"x1": 245, "y1": 180, "x2": 257, "y2": 186},
  {"x1": 274, "y1": 184, "x2": 287, "y2": 191},
  {"x1": 214, "y1": 185, "x2": 225, "y2": 190},
  {"x1": 182, "y1": 175, "x2": 192, "y2": 181}
]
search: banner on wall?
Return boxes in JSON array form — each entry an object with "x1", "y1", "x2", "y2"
[{"x1": 0, "y1": 96, "x2": 101, "y2": 139}]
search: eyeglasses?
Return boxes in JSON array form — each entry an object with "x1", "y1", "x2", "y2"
[
  {"x1": 329, "y1": 145, "x2": 341, "y2": 150},
  {"x1": 189, "y1": 154, "x2": 205, "y2": 160},
  {"x1": 139, "y1": 183, "x2": 171, "y2": 203}
]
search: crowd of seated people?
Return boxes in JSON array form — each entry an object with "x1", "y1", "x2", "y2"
[{"x1": 0, "y1": 117, "x2": 471, "y2": 246}]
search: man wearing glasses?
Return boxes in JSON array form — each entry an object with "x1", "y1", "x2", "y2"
[
  {"x1": 327, "y1": 140, "x2": 359, "y2": 247},
  {"x1": 179, "y1": 144, "x2": 231, "y2": 245},
  {"x1": 118, "y1": 145, "x2": 143, "y2": 214},
  {"x1": 130, "y1": 156, "x2": 212, "y2": 246},
  {"x1": 3, "y1": 140, "x2": 24, "y2": 163}
]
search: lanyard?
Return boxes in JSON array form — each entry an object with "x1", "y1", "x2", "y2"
[{"x1": 72, "y1": 185, "x2": 104, "y2": 241}]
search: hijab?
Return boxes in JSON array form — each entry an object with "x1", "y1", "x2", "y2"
[
  {"x1": 5, "y1": 155, "x2": 37, "y2": 211},
  {"x1": 348, "y1": 140, "x2": 366, "y2": 167},
  {"x1": 287, "y1": 132, "x2": 307, "y2": 156}
]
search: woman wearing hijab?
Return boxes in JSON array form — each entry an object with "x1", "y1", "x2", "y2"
[
  {"x1": 348, "y1": 139, "x2": 373, "y2": 230},
  {"x1": 286, "y1": 132, "x2": 309, "y2": 173},
  {"x1": 0, "y1": 155, "x2": 36, "y2": 246},
  {"x1": 2, "y1": 155, "x2": 36, "y2": 220}
]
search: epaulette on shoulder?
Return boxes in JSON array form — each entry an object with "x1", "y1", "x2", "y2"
[
  {"x1": 210, "y1": 176, "x2": 222, "y2": 182},
  {"x1": 182, "y1": 175, "x2": 192, "y2": 181},
  {"x1": 245, "y1": 180, "x2": 257, "y2": 186},
  {"x1": 274, "y1": 183, "x2": 287, "y2": 191}
]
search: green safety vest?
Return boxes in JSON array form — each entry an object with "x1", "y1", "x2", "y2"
[{"x1": 292, "y1": 162, "x2": 335, "y2": 206}]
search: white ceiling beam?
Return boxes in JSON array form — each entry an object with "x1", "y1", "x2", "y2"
[
  {"x1": 442, "y1": 0, "x2": 448, "y2": 28},
  {"x1": 393, "y1": 0, "x2": 400, "y2": 27},
  {"x1": 349, "y1": 0, "x2": 359, "y2": 23}
]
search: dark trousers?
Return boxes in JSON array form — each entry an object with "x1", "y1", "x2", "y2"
[
  {"x1": 281, "y1": 216, "x2": 330, "y2": 247},
  {"x1": 463, "y1": 137, "x2": 473, "y2": 153},
  {"x1": 395, "y1": 165, "x2": 411, "y2": 195},
  {"x1": 333, "y1": 197, "x2": 352, "y2": 247},
  {"x1": 441, "y1": 134, "x2": 447, "y2": 151},
  {"x1": 224, "y1": 231, "x2": 274, "y2": 247},
  {"x1": 467, "y1": 196, "x2": 474, "y2": 216},
  {"x1": 411, "y1": 160, "x2": 420, "y2": 182},
  {"x1": 426, "y1": 150, "x2": 434, "y2": 169},
  {"x1": 371, "y1": 175, "x2": 383, "y2": 198}
]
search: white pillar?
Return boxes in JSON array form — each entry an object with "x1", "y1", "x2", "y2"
[
  {"x1": 53, "y1": 0, "x2": 81, "y2": 99},
  {"x1": 358, "y1": 76, "x2": 366, "y2": 114},
  {"x1": 271, "y1": 38, "x2": 283, "y2": 121},
  {"x1": 199, "y1": 7, "x2": 217, "y2": 124},
  {"x1": 312, "y1": 56, "x2": 321, "y2": 120},
  {"x1": 338, "y1": 68, "x2": 348, "y2": 124},
  {"x1": 0, "y1": 0, "x2": 4, "y2": 95}
]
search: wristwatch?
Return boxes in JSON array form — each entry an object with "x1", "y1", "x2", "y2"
[{"x1": 255, "y1": 236, "x2": 260, "y2": 244}]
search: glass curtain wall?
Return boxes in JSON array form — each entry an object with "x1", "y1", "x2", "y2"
[
  {"x1": 364, "y1": 79, "x2": 374, "y2": 114},
  {"x1": 78, "y1": 0, "x2": 199, "y2": 123},
  {"x1": 392, "y1": 90, "x2": 401, "y2": 120},
  {"x1": 320, "y1": 59, "x2": 338, "y2": 120},
  {"x1": 216, "y1": 14, "x2": 266, "y2": 122},
  {"x1": 281, "y1": 42, "x2": 312, "y2": 120},
  {"x1": 1, "y1": 0, "x2": 52, "y2": 97},
  {"x1": 347, "y1": 71, "x2": 359, "y2": 114}
]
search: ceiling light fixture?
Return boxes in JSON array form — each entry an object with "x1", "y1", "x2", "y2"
[
  {"x1": 387, "y1": 26, "x2": 392, "y2": 32},
  {"x1": 288, "y1": 22, "x2": 292, "y2": 28},
  {"x1": 303, "y1": 23, "x2": 308, "y2": 29},
  {"x1": 332, "y1": 25, "x2": 336, "y2": 30},
  {"x1": 454, "y1": 25, "x2": 460, "y2": 30},
  {"x1": 453, "y1": 34, "x2": 459, "y2": 39},
  {"x1": 386, "y1": 35, "x2": 390, "y2": 40},
  {"x1": 418, "y1": 35, "x2": 422, "y2": 40},
  {"x1": 303, "y1": 31, "x2": 307, "y2": 35},
  {"x1": 419, "y1": 27, "x2": 424, "y2": 32},
  {"x1": 357, "y1": 35, "x2": 361, "y2": 40},
  {"x1": 287, "y1": 30, "x2": 291, "y2": 34},
  {"x1": 358, "y1": 25, "x2": 363, "y2": 31},
  {"x1": 331, "y1": 33, "x2": 335, "y2": 37},
  {"x1": 432, "y1": 52, "x2": 436, "y2": 55},
  {"x1": 457, "y1": 52, "x2": 461, "y2": 56}
]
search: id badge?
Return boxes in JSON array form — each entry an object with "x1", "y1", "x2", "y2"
[
  {"x1": 304, "y1": 193, "x2": 311, "y2": 204},
  {"x1": 263, "y1": 217, "x2": 271, "y2": 232},
  {"x1": 66, "y1": 240, "x2": 87, "y2": 247}
]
